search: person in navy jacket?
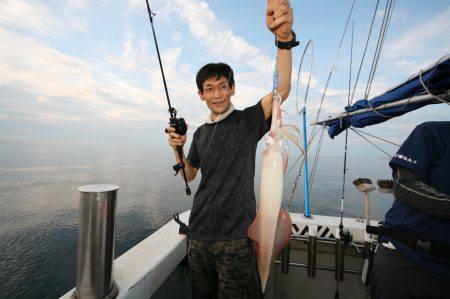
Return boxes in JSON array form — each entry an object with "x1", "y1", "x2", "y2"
[{"x1": 371, "y1": 121, "x2": 450, "y2": 299}]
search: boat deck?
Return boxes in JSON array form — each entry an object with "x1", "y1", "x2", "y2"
[{"x1": 62, "y1": 211, "x2": 377, "y2": 298}]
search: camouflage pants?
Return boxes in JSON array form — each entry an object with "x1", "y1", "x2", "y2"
[{"x1": 188, "y1": 238, "x2": 256, "y2": 299}]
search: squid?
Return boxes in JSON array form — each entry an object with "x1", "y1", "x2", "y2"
[{"x1": 248, "y1": 91, "x2": 302, "y2": 293}]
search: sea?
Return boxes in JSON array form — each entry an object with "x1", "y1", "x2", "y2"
[{"x1": 0, "y1": 137, "x2": 393, "y2": 298}]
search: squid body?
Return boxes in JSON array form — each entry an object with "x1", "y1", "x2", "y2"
[{"x1": 248, "y1": 92, "x2": 301, "y2": 293}]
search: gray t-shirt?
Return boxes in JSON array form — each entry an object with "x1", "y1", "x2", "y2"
[{"x1": 187, "y1": 101, "x2": 270, "y2": 241}]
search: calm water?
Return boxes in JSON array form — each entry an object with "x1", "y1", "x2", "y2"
[{"x1": 0, "y1": 138, "x2": 393, "y2": 298}]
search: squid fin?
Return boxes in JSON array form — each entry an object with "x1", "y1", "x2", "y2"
[
  {"x1": 248, "y1": 208, "x2": 292, "y2": 293},
  {"x1": 274, "y1": 209, "x2": 292, "y2": 257}
]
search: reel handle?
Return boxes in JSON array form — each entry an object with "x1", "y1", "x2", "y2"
[{"x1": 173, "y1": 144, "x2": 191, "y2": 196}]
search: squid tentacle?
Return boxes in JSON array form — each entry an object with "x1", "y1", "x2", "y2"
[
  {"x1": 279, "y1": 125, "x2": 304, "y2": 155},
  {"x1": 282, "y1": 137, "x2": 289, "y2": 175},
  {"x1": 281, "y1": 124, "x2": 301, "y2": 135}
]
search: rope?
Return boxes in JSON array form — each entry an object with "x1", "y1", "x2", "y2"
[{"x1": 419, "y1": 69, "x2": 450, "y2": 106}]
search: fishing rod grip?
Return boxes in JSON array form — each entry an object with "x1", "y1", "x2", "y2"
[{"x1": 175, "y1": 146, "x2": 191, "y2": 196}]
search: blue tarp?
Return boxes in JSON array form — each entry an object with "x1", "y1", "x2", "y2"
[{"x1": 327, "y1": 56, "x2": 450, "y2": 138}]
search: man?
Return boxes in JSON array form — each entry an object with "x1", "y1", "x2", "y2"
[
  {"x1": 370, "y1": 121, "x2": 450, "y2": 299},
  {"x1": 166, "y1": 1, "x2": 296, "y2": 297}
]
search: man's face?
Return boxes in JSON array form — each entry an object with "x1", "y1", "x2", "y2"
[{"x1": 198, "y1": 76, "x2": 235, "y2": 116}]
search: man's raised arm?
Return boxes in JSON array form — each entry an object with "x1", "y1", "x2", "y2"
[{"x1": 262, "y1": 0, "x2": 294, "y2": 120}]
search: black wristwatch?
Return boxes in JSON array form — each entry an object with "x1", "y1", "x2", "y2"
[{"x1": 275, "y1": 30, "x2": 300, "y2": 50}]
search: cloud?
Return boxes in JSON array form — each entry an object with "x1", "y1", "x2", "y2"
[
  {"x1": 376, "y1": 9, "x2": 408, "y2": 24},
  {"x1": 384, "y1": 7, "x2": 450, "y2": 72},
  {"x1": 101, "y1": 107, "x2": 167, "y2": 122},
  {"x1": 0, "y1": 27, "x2": 167, "y2": 123},
  {"x1": 127, "y1": 0, "x2": 143, "y2": 15},
  {"x1": 66, "y1": 0, "x2": 87, "y2": 10},
  {"x1": 71, "y1": 19, "x2": 89, "y2": 34},
  {"x1": 2, "y1": 105, "x2": 85, "y2": 122},
  {"x1": 36, "y1": 96, "x2": 47, "y2": 103},
  {"x1": 0, "y1": 114, "x2": 11, "y2": 121},
  {"x1": 169, "y1": 0, "x2": 269, "y2": 72},
  {"x1": 0, "y1": 0, "x2": 63, "y2": 35}
]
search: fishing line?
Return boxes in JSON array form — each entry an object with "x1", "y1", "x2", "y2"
[
  {"x1": 296, "y1": 123, "x2": 325, "y2": 212},
  {"x1": 307, "y1": 124, "x2": 326, "y2": 198},
  {"x1": 287, "y1": 158, "x2": 305, "y2": 209},
  {"x1": 286, "y1": 40, "x2": 313, "y2": 210},
  {"x1": 295, "y1": 40, "x2": 314, "y2": 116}
]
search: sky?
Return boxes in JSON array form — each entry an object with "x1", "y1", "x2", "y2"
[{"x1": 0, "y1": 0, "x2": 449, "y2": 155}]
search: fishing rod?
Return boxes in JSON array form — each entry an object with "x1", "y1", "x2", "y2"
[
  {"x1": 145, "y1": 0, "x2": 191, "y2": 196},
  {"x1": 335, "y1": 19, "x2": 356, "y2": 299},
  {"x1": 287, "y1": 40, "x2": 313, "y2": 216}
]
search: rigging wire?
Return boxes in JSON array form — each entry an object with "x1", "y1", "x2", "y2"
[
  {"x1": 351, "y1": 127, "x2": 400, "y2": 147},
  {"x1": 364, "y1": 0, "x2": 395, "y2": 100},
  {"x1": 350, "y1": 0, "x2": 380, "y2": 105},
  {"x1": 360, "y1": 0, "x2": 396, "y2": 119},
  {"x1": 350, "y1": 128, "x2": 393, "y2": 158},
  {"x1": 310, "y1": 0, "x2": 356, "y2": 140},
  {"x1": 288, "y1": 0, "x2": 358, "y2": 189},
  {"x1": 286, "y1": 0, "x2": 356, "y2": 188},
  {"x1": 287, "y1": 0, "x2": 356, "y2": 211}
]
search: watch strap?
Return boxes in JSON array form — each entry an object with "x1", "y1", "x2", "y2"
[{"x1": 275, "y1": 30, "x2": 300, "y2": 50}]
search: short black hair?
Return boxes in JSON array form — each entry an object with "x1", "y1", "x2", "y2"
[{"x1": 196, "y1": 63, "x2": 234, "y2": 93}]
